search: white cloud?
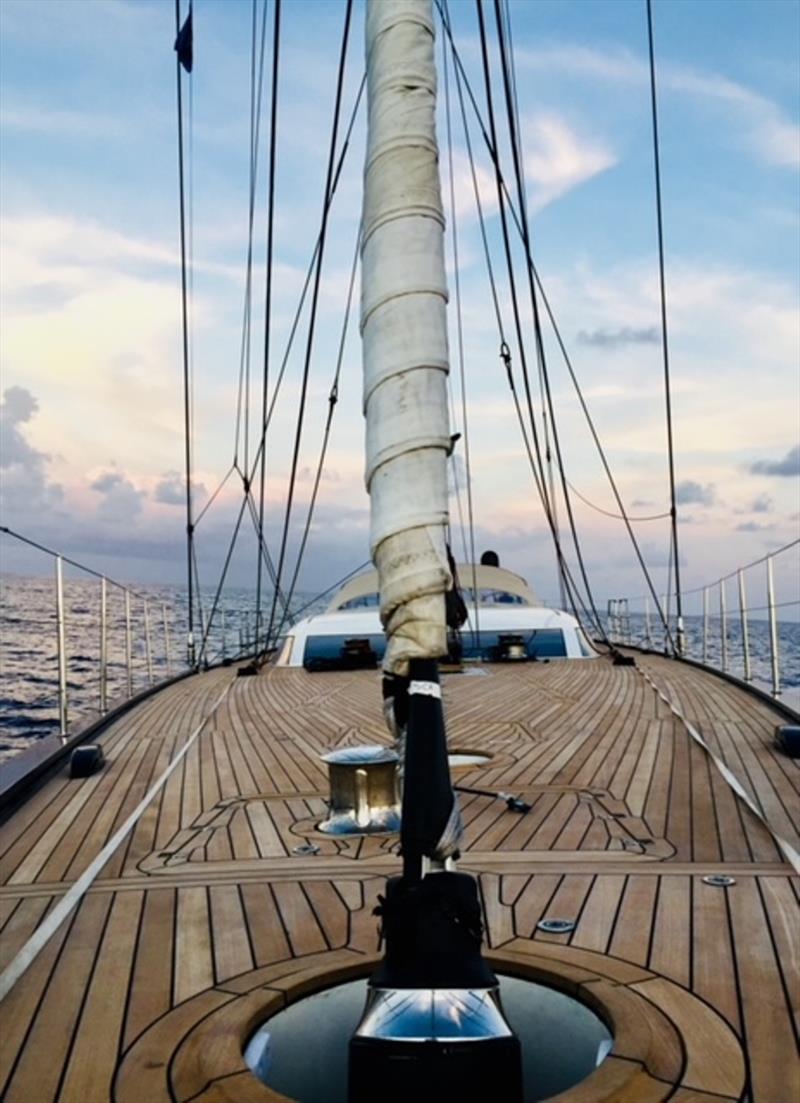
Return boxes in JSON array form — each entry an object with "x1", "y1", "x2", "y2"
[
  {"x1": 523, "y1": 113, "x2": 617, "y2": 212},
  {"x1": 0, "y1": 386, "x2": 64, "y2": 516},
  {"x1": 514, "y1": 44, "x2": 799, "y2": 170},
  {"x1": 90, "y1": 468, "x2": 146, "y2": 521}
]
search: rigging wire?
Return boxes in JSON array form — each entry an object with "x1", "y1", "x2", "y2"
[
  {"x1": 246, "y1": 73, "x2": 366, "y2": 489},
  {"x1": 471, "y1": 7, "x2": 551, "y2": 525},
  {"x1": 255, "y1": 0, "x2": 281, "y2": 652},
  {"x1": 287, "y1": 560, "x2": 373, "y2": 623},
  {"x1": 498, "y1": 0, "x2": 563, "y2": 610},
  {"x1": 442, "y1": 18, "x2": 480, "y2": 646},
  {"x1": 196, "y1": 70, "x2": 365, "y2": 655},
  {"x1": 474, "y1": 0, "x2": 607, "y2": 639},
  {"x1": 647, "y1": 0, "x2": 684, "y2": 653},
  {"x1": 196, "y1": 494, "x2": 252, "y2": 662},
  {"x1": 438, "y1": 0, "x2": 674, "y2": 646},
  {"x1": 491, "y1": 0, "x2": 609, "y2": 642},
  {"x1": 444, "y1": 3, "x2": 592, "y2": 628},
  {"x1": 174, "y1": 0, "x2": 196, "y2": 666},
  {"x1": 193, "y1": 463, "x2": 236, "y2": 527},
  {"x1": 233, "y1": 0, "x2": 269, "y2": 470},
  {"x1": 265, "y1": 0, "x2": 354, "y2": 648},
  {"x1": 269, "y1": 222, "x2": 361, "y2": 647},
  {"x1": 565, "y1": 481, "x2": 670, "y2": 522}
]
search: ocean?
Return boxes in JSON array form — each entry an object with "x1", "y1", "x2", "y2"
[{"x1": 1, "y1": 574, "x2": 798, "y2": 764}]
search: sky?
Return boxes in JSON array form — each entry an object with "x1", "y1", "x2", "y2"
[{"x1": 1, "y1": 0, "x2": 798, "y2": 618}]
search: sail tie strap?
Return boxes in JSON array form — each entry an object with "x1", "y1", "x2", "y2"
[{"x1": 409, "y1": 680, "x2": 441, "y2": 699}]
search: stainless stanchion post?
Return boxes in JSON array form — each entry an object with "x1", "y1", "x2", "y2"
[
  {"x1": 55, "y1": 556, "x2": 68, "y2": 738},
  {"x1": 738, "y1": 569, "x2": 751, "y2": 682},
  {"x1": 99, "y1": 576, "x2": 108, "y2": 712},
  {"x1": 719, "y1": 579, "x2": 728, "y2": 673},
  {"x1": 162, "y1": 603, "x2": 173, "y2": 676},
  {"x1": 124, "y1": 589, "x2": 133, "y2": 697},
  {"x1": 702, "y1": 586, "x2": 709, "y2": 664},
  {"x1": 144, "y1": 598, "x2": 153, "y2": 685},
  {"x1": 767, "y1": 556, "x2": 780, "y2": 696}
]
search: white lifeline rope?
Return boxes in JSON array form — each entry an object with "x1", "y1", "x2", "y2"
[
  {"x1": 0, "y1": 680, "x2": 234, "y2": 1002},
  {"x1": 641, "y1": 668, "x2": 800, "y2": 875}
]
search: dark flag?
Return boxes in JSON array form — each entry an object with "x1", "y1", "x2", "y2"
[{"x1": 174, "y1": 8, "x2": 193, "y2": 73}]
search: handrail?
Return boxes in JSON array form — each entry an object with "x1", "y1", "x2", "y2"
[
  {"x1": 1, "y1": 526, "x2": 153, "y2": 600},
  {"x1": 1, "y1": 526, "x2": 190, "y2": 744},
  {"x1": 0, "y1": 525, "x2": 310, "y2": 749},
  {"x1": 621, "y1": 537, "x2": 799, "y2": 604},
  {"x1": 605, "y1": 539, "x2": 799, "y2": 698}
]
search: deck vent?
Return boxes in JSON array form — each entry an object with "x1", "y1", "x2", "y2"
[
  {"x1": 69, "y1": 744, "x2": 105, "y2": 778},
  {"x1": 318, "y1": 746, "x2": 400, "y2": 835},
  {"x1": 702, "y1": 875, "x2": 736, "y2": 888},
  {"x1": 536, "y1": 918, "x2": 575, "y2": 934}
]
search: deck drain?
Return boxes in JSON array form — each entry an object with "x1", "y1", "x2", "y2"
[
  {"x1": 536, "y1": 918, "x2": 575, "y2": 934},
  {"x1": 244, "y1": 974, "x2": 610, "y2": 1103},
  {"x1": 702, "y1": 874, "x2": 736, "y2": 887},
  {"x1": 292, "y1": 843, "x2": 320, "y2": 856}
]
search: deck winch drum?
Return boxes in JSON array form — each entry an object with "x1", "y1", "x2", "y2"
[{"x1": 318, "y1": 746, "x2": 401, "y2": 835}]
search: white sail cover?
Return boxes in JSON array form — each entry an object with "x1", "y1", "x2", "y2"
[{"x1": 362, "y1": 0, "x2": 452, "y2": 676}]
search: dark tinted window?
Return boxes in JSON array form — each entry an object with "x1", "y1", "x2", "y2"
[
  {"x1": 339, "y1": 593, "x2": 380, "y2": 609},
  {"x1": 303, "y1": 633, "x2": 386, "y2": 670},
  {"x1": 460, "y1": 629, "x2": 567, "y2": 660}
]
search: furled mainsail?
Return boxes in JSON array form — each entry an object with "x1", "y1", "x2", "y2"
[{"x1": 361, "y1": 0, "x2": 452, "y2": 677}]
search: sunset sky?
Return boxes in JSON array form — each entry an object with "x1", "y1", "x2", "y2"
[{"x1": 1, "y1": 0, "x2": 798, "y2": 615}]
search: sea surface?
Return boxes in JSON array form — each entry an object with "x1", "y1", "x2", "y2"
[
  {"x1": 0, "y1": 575, "x2": 324, "y2": 764},
  {"x1": 1, "y1": 574, "x2": 798, "y2": 764}
]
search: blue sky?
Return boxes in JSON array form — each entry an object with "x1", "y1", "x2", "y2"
[{"x1": 1, "y1": 0, "x2": 798, "y2": 615}]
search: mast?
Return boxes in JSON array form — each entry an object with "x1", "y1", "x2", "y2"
[
  {"x1": 361, "y1": 0, "x2": 452, "y2": 679},
  {"x1": 350, "y1": 3, "x2": 522, "y2": 1097}
]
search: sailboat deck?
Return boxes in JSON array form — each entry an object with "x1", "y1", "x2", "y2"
[{"x1": 0, "y1": 654, "x2": 797, "y2": 1102}]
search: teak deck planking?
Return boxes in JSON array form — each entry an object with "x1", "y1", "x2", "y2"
[{"x1": 0, "y1": 653, "x2": 797, "y2": 1102}]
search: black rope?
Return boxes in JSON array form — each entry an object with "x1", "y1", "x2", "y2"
[
  {"x1": 265, "y1": 0, "x2": 353, "y2": 647},
  {"x1": 647, "y1": 0, "x2": 684, "y2": 651},
  {"x1": 255, "y1": 0, "x2": 281, "y2": 652},
  {"x1": 174, "y1": 0, "x2": 195, "y2": 665}
]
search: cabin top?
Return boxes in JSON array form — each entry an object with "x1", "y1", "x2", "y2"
[{"x1": 326, "y1": 562, "x2": 540, "y2": 612}]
